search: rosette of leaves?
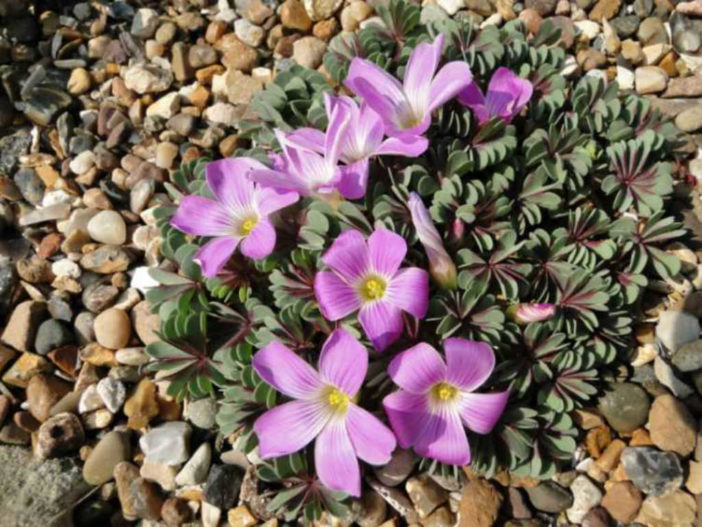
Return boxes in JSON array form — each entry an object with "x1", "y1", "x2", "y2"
[{"x1": 147, "y1": 0, "x2": 692, "y2": 499}]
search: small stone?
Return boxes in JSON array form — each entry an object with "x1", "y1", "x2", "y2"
[
  {"x1": 649, "y1": 394, "x2": 696, "y2": 455},
  {"x1": 51, "y1": 259, "x2": 81, "y2": 279},
  {"x1": 204, "y1": 464, "x2": 244, "y2": 509},
  {"x1": 188, "y1": 44, "x2": 217, "y2": 69},
  {"x1": 34, "y1": 319, "x2": 73, "y2": 355},
  {"x1": 374, "y1": 449, "x2": 414, "y2": 487},
  {"x1": 67, "y1": 68, "x2": 91, "y2": 95},
  {"x1": 82, "y1": 283, "x2": 118, "y2": 313},
  {"x1": 601, "y1": 481, "x2": 642, "y2": 523},
  {"x1": 131, "y1": 300, "x2": 160, "y2": 345},
  {"x1": 457, "y1": 478, "x2": 502, "y2": 527},
  {"x1": 519, "y1": 8, "x2": 544, "y2": 34},
  {"x1": 1, "y1": 300, "x2": 45, "y2": 352},
  {"x1": 26, "y1": 374, "x2": 71, "y2": 422},
  {"x1": 407, "y1": 475, "x2": 448, "y2": 519},
  {"x1": 635, "y1": 66, "x2": 669, "y2": 94},
  {"x1": 597, "y1": 382, "x2": 650, "y2": 433},
  {"x1": 125, "y1": 378, "x2": 160, "y2": 429},
  {"x1": 132, "y1": 8, "x2": 160, "y2": 38},
  {"x1": 340, "y1": 1, "x2": 373, "y2": 31},
  {"x1": 155, "y1": 22, "x2": 177, "y2": 45},
  {"x1": 78, "y1": 384, "x2": 105, "y2": 414},
  {"x1": 438, "y1": 0, "x2": 465, "y2": 15},
  {"x1": 589, "y1": 0, "x2": 621, "y2": 20},
  {"x1": 218, "y1": 69, "x2": 263, "y2": 106},
  {"x1": 185, "y1": 397, "x2": 217, "y2": 430},
  {"x1": 525, "y1": 0, "x2": 557, "y2": 16},
  {"x1": 635, "y1": 491, "x2": 696, "y2": 527},
  {"x1": 567, "y1": 475, "x2": 602, "y2": 524},
  {"x1": 14, "y1": 168, "x2": 44, "y2": 204},
  {"x1": 162, "y1": 498, "x2": 193, "y2": 526},
  {"x1": 146, "y1": 92, "x2": 181, "y2": 120},
  {"x1": 175, "y1": 442, "x2": 212, "y2": 486},
  {"x1": 115, "y1": 462, "x2": 140, "y2": 520},
  {"x1": 621, "y1": 447, "x2": 684, "y2": 496},
  {"x1": 675, "y1": 106, "x2": 702, "y2": 133},
  {"x1": 35, "y1": 412, "x2": 85, "y2": 459},
  {"x1": 123, "y1": 63, "x2": 173, "y2": 94},
  {"x1": 525, "y1": 482, "x2": 573, "y2": 513},
  {"x1": 80, "y1": 246, "x2": 133, "y2": 273},
  {"x1": 577, "y1": 48, "x2": 607, "y2": 71},
  {"x1": 638, "y1": 16, "x2": 668, "y2": 46},
  {"x1": 97, "y1": 377, "x2": 126, "y2": 413},
  {"x1": 663, "y1": 75, "x2": 702, "y2": 98},
  {"x1": 141, "y1": 459, "x2": 179, "y2": 491},
  {"x1": 356, "y1": 490, "x2": 387, "y2": 527},
  {"x1": 654, "y1": 356, "x2": 694, "y2": 398},
  {"x1": 687, "y1": 460, "x2": 702, "y2": 494},
  {"x1": 154, "y1": 143, "x2": 178, "y2": 170},
  {"x1": 83, "y1": 430, "x2": 131, "y2": 485},
  {"x1": 221, "y1": 38, "x2": 258, "y2": 72},
  {"x1": 234, "y1": 19, "x2": 265, "y2": 47},
  {"x1": 622, "y1": 39, "x2": 645, "y2": 63},
  {"x1": 2, "y1": 352, "x2": 50, "y2": 387},
  {"x1": 140, "y1": 421, "x2": 191, "y2": 465},
  {"x1": 281, "y1": 0, "x2": 313, "y2": 31},
  {"x1": 94, "y1": 308, "x2": 131, "y2": 350},
  {"x1": 129, "y1": 477, "x2": 164, "y2": 520}
]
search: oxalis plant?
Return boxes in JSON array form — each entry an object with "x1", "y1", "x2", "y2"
[{"x1": 146, "y1": 2, "x2": 689, "y2": 522}]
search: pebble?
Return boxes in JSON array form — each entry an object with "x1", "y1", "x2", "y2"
[
  {"x1": 654, "y1": 356, "x2": 694, "y2": 398},
  {"x1": 69, "y1": 150, "x2": 96, "y2": 175},
  {"x1": 597, "y1": 382, "x2": 650, "y2": 433},
  {"x1": 80, "y1": 245, "x2": 133, "y2": 274},
  {"x1": 185, "y1": 397, "x2": 217, "y2": 430},
  {"x1": 566, "y1": 475, "x2": 602, "y2": 524},
  {"x1": 649, "y1": 394, "x2": 697, "y2": 456},
  {"x1": 601, "y1": 481, "x2": 642, "y2": 523},
  {"x1": 525, "y1": 482, "x2": 574, "y2": 513},
  {"x1": 129, "y1": 477, "x2": 164, "y2": 520},
  {"x1": 123, "y1": 63, "x2": 174, "y2": 94},
  {"x1": 146, "y1": 92, "x2": 181, "y2": 120},
  {"x1": 675, "y1": 106, "x2": 702, "y2": 133},
  {"x1": 35, "y1": 412, "x2": 85, "y2": 459},
  {"x1": 162, "y1": 498, "x2": 193, "y2": 526},
  {"x1": 132, "y1": 8, "x2": 160, "y2": 38},
  {"x1": 1, "y1": 300, "x2": 45, "y2": 352},
  {"x1": 621, "y1": 446, "x2": 684, "y2": 496},
  {"x1": 374, "y1": 449, "x2": 414, "y2": 487},
  {"x1": 635, "y1": 65, "x2": 668, "y2": 94},
  {"x1": 281, "y1": 0, "x2": 313, "y2": 31},
  {"x1": 140, "y1": 458, "x2": 179, "y2": 491},
  {"x1": 67, "y1": 68, "x2": 91, "y2": 95},
  {"x1": 83, "y1": 430, "x2": 131, "y2": 485},
  {"x1": 124, "y1": 378, "x2": 160, "y2": 429},
  {"x1": 140, "y1": 421, "x2": 192, "y2": 465},
  {"x1": 97, "y1": 377, "x2": 126, "y2": 413},
  {"x1": 635, "y1": 490, "x2": 697, "y2": 527},
  {"x1": 78, "y1": 384, "x2": 105, "y2": 413},
  {"x1": 26, "y1": 373, "x2": 71, "y2": 422},
  {"x1": 457, "y1": 478, "x2": 502, "y2": 527},
  {"x1": 51, "y1": 258, "x2": 81, "y2": 279},
  {"x1": 115, "y1": 462, "x2": 140, "y2": 520},
  {"x1": 204, "y1": 464, "x2": 244, "y2": 509},
  {"x1": 34, "y1": 319, "x2": 73, "y2": 355},
  {"x1": 406, "y1": 475, "x2": 448, "y2": 519},
  {"x1": 94, "y1": 308, "x2": 132, "y2": 350},
  {"x1": 175, "y1": 442, "x2": 212, "y2": 486}
]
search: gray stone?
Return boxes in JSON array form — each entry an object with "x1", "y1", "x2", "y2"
[
  {"x1": 0, "y1": 445, "x2": 91, "y2": 527},
  {"x1": 671, "y1": 340, "x2": 702, "y2": 372},
  {"x1": 567, "y1": 475, "x2": 603, "y2": 524},
  {"x1": 139, "y1": 421, "x2": 191, "y2": 465},
  {"x1": 204, "y1": 464, "x2": 244, "y2": 509},
  {"x1": 34, "y1": 319, "x2": 74, "y2": 355},
  {"x1": 620, "y1": 447, "x2": 684, "y2": 496},
  {"x1": 597, "y1": 382, "x2": 650, "y2": 433},
  {"x1": 185, "y1": 397, "x2": 217, "y2": 430},
  {"x1": 654, "y1": 356, "x2": 694, "y2": 398},
  {"x1": 175, "y1": 442, "x2": 212, "y2": 486},
  {"x1": 83, "y1": 430, "x2": 131, "y2": 485},
  {"x1": 656, "y1": 310, "x2": 700, "y2": 352},
  {"x1": 525, "y1": 482, "x2": 573, "y2": 513}
]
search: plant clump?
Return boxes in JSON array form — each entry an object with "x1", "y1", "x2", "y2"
[{"x1": 146, "y1": 2, "x2": 689, "y2": 521}]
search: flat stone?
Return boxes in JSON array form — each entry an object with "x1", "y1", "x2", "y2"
[
  {"x1": 34, "y1": 319, "x2": 73, "y2": 355},
  {"x1": 26, "y1": 373, "x2": 71, "y2": 422},
  {"x1": 129, "y1": 477, "x2": 164, "y2": 520},
  {"x1": 635, "y1": 66, "x2": 668, "y2": 94},
  {"x1": 597, "y1": 382, "x2": 650, "y2": 433},
  {"x1": 663, "y1": 75, "x2": 702, "y2": 97},
  {"x1": 675, "y1": 106, "x2": 702, "y2": 132},
  {"x1": 114, "y1": 461, "x2": 140, "y2": 521},
  {"x1": 1, "y1": 300, "x2": 45, "y2": 352},
  {"x1": 601, "y1": 481, "x2": 642, "y2": 523},
  {"x1": 80, "y1": 246, "x2": 133, "y2": 273},
  {"x1": 140, "y1": 421, "x2": 191, "y2": 465},
  {"x1": 123, "y1": 63, "x2": 173, "y2": 94},
  {"x1": 2, "y1": 352, "x2": 50, "y2": 387},
  {"x1": 566, "y1": 475, "x2": 602, "y2": 524},
  {"x1": 125, "y1": 378, "x2": 160, "y2": 429},
  {"x1": 175, "y1": 442, "x2": 212, "y2": 486},
  {"x1": 525, "y1": 482, "x2": 573, "y2": 513},
  {"x1": 83, "y1": 430, "x2": 131, "y2": 485},
  {"x1": 131, "y1": 8, "x2": 160, "y2": 38},
  {"x1": 140, "y1": 458, "x2": 178, "y2": 491},
  {"x1": 374, "y1": 448, "x2": 414, "y2": 487},
  {"x1": 621, "y1": 447, "x2": 684, "y2": 496},
  {"x1": 97, "y1": 377, "x2": 126, "y2": 413},
  {"x1": 635, "y1": 490, "x2": 696, "y2": 527},
  {"x1": 185, "y1": 397, "x2": 217, "y2": 430},
  {"x1": 457, "y1": 478, "x2": 502, "y2": 527},
  {"x1": 204, "y1": 464, "x2": 244, "y2": 509},
  {"x1": 86, "y1": 210, "x2": 127, "y2": 245},
  {"x1": 407, "y1": 475, "x2": 448, "y2": 519}
]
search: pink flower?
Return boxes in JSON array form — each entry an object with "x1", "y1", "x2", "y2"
[
  {"x1": 314, "y1": 228, "x2": 429, "y2": 351},
  {"x1": 408, "y1": 192, "x2": 457, "y2": 289},
  {"x1": 512, "y1": 303, "x2": 556, "y2": 323},
  {"x1": 458, "y1": 67, "x2": 533, "y2": 124},
  {"x1": 252, "y1": 329, "x2": 396, "y2": 496},
  {"x1": 383, "y1": 339, "x2": 509, "y2": 465},
  {"x1": 170, "y1": 158, "x2": 299, "y2": 277},
  {"x1": 284, "y1": 94, "x2": 428, "y2": 199},
  {"x1": 344, "y1": 35, "x2": 472, "y2": 137}
]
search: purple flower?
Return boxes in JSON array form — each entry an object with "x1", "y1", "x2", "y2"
[
  {"x1": 249, "y1": 99, "x2": 351, "y2": 197},
  {"x1": 252, "y1": 329, "x2": 396, "y2": 496},
  {"x1": 408, "y1": 192, "x2": 457, "y2": 289},
  {"x1": 512, "y1": 303, "x2": 556, "y2": 323},
  {"x1": 344, "y1": 35, "x2": 472, "y2": 137},
  {"x1": 284, "y1": 94, "x2": 429, "y2": 199},
  {"x1": 171, "y1": 158, "x2": 299, "y2": 277},
  {"x1": 314, "y1": 228, "x2": 429, "y2": 351},
  {"x1": 458, "y1": 67, "x2": 533, "y2": 124},
  {"x1": 383, "y1": 339, "x2": 509, "y2": 465}
]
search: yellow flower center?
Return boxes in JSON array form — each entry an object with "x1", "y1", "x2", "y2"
[
  {"x1": 326, "y1": 387, "x2": 349, "y2": 415},
  {"x1": 239, "y1": 216, "x2": 258, "y2": 236},
  {"x1": 431, "y1": 382, "x2": 459, "y2": 403},
  {"x1": 359, "y1": 276, "x2": 387, "y2": 301}
]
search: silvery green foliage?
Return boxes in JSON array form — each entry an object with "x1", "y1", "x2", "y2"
[{"x1": 148, "y1": 2, "x2": 687, "y2": 499}]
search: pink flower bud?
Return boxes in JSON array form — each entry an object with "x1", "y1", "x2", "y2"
[{"x1": 512, "y1": 303, "x2": 557, "y2": 323}]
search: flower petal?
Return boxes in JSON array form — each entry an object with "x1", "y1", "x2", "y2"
[
  {"x1": 285, "y1": 127, "x2": 326, "y2": 153},
  {"x1": 368, "y1": 228, "x2": 407, "y2": 276},
  {"x1": 337, "y1": 159, "x2": 369, "y2": 200},
  {"x1": 414, "y1": 408, "x2": 471, "y2": 466},
  {"x1": 345, "y1": 58, "x2": 407, "y2": 133},
  {"x1": 254, "y1": 187, "x2": 299, "y2": 216},
  {"x1": 386, "y1": 267, "x2": 429, "y2": 318},
  {"x1": 324, "y1": 92, "x2": 352, "y2": 164},
  {"x1": 403, "y1": 35, "x2": 443, "y2": 115},
  {"x1": 375, "y1": 135, "x2": 429, "y2": 157},
  {"x1": 315, "y1": 419, "x2": 361, "y2": 496},
  {"x1": 443, "y1": 338, "x2": 495, "y2": 391},
  {"x1": 318, "y1": 328, "x2": 367, "y2": 395},
  {"x1": 171, "y1": 196, "x2": 233, "y2": 237},
  {"x1": 240, "y1": 218, "x2": 276, "y2": 260},
  {"x1": 252, "y1": 341, "x2": 322, "y2": 399},
  {"x1": 427, "y1": 61, "x2": 473, "y2": 113},
  {"x1": 388, "y1": 342, "x2": 446, "y2": 393},
  {"x1": 314, "y1": 271, "x2": 362, "y2": 321},
  {"x1": 459, "y1": 391, "x2": 509, "y2": 434},
  {"x1": 206, "y1": 158, "x2": 264, "y2": 211},
  {"x1": 322, "y1": 229, "x2": 369, "y2": 282},
  {"x1": 194, "y1": 237, "x2": 238, "y2": 277},
  {"x1": 359, "y1": 300, "x2": 404, "y2": 351},
  {"x1": 486, "y1": 67, "x2": 533, "y2": 122},
  {"x1": 457, "y1": 82, "x2": 490, "y2": 123},
  {"x1": 346, "y1": 404, "x2": 396, "y2": 465},
  {"x1": 254, "y1": 400, "x2": 329, "y2": 458},
  {"x1": 383, "y1": 390, "x2": 429, "y2": 448}
]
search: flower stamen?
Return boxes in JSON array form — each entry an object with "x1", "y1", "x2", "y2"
[
  {"x1": 430, "y1": 382, "x2": 459, "y2": 404},
  {"x1": 325, "y1": 386, "x2": 349, "y2": 415},
  {"x1": 239, "y1": 215, "x2": 258, "y2": 236},
  {"x1": 359, "y1": 276, "x2": 387, "y2": 301}
]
